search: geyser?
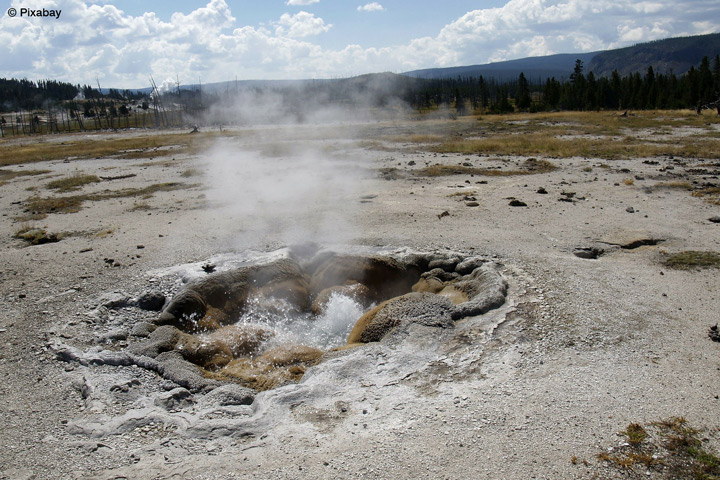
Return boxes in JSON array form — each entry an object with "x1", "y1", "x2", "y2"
[{"x1": 129, "y1": 246, "x2": 508, "y2": 392}]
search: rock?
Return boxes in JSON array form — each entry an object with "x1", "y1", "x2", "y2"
[
  {"x1": 211, "y1": 344, "x2": 324, "y2": 391},
  {"x1": 411, "y1": 277, "x2": 445, "y2": 294},
  {"x1": 626, "y1": 206, "x2": 635, "y2": 213},
  {"x1": 537, "y1": 187, "x2": 548, "y2": 194},
  {"x1": 200, "y1": 384, "x2": 255, "y2": 406},
  {"x1": 421, "y1": 268, "x2": 459, "y2": 282},
  {"x1": 154, "y1": 387, "x2": 193, "y2": 410},
  {"x1": 509, "y1": 199, "x2": 527, "y2": 207},
  {"x1": 134, "y1": 292, "x2": 166, "y2": 311},
  {"x1": 258, "y1": 345, "x2": 324, "y2": 367},
  {"x1": 455, "y1": 257, "x2": 485, "y2": 275},
  {"x1": 207, "y1": 324, "x2": 274, "y2": 359},
  {"x1": 156, "y1": 258, "x2": 310, "y2": 333},
  {"x1": 709, "y1": 324, "x2": 720, "y2": 342},
  {"x1": 437, "y1": 211, "x2": 449, "y2": 219},
  {"x1": 99, "y1": 329, "x2": 128, "y2": 343},
  {"x1": 465, "y1": 201, "x2": 479, "y2": 207},
  {"x1": 573, "y1": 247, "x2": 604, "y2": 259},
  {"x1": 449, "y1": 264, "x2": 508, "y2": 320},
  {"x1": 428, "y1": 256, "x2": 460, "y2": 272},
  {"x1": 347, "y1": 292, "x2": 455, "y2": 344},
  {"x1": 130, "y1": 322, "x2": 156, "y2": 338},
  {"x1": 709, "y1": 216, "x2": 720, "y2": 223},
  {"x1": 97, "y1": 292, "x2": 131, "y2": 309}
]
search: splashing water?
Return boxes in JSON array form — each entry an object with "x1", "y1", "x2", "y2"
[{"x1": 234, "y1": 292, "x2": 367, "y2": 351}]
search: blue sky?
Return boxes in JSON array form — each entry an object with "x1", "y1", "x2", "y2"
[{"x1": 1, "y1": 0, "x2": 719, "y2": 88}]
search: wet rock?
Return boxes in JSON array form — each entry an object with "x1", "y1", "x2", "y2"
[
  {"x1": 347, "y1": 292, "x2": 455, "y2": 344},
  {"x1": 154, "y1": 387, "x2": 193, "y2": 410},
  {"x1": 211, "y1": 345, "x2": 324, "y2": 391},
  {"x1": 156, "y1": 258, "x2": 309, "y2": 333},
  {"x1": 134, "y1": 292, "x2": 166, "y2": 311}
]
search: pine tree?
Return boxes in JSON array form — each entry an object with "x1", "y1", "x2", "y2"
[{"x1": 516, "y1": 72, "x2": 531, "y2": 111}]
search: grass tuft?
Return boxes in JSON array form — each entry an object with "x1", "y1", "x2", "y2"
[
  {"x1": 663, "y1": 251, "x2": 720, "y2": 269},
  {"x1": 46, "y1": 173, "x2": 100, "y2": 192}
]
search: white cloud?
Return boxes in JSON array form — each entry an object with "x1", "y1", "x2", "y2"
[
  {"x1": 0, "y1": 0, "x2": 718, "y2": 88},
  {"x1": 286, "y1": 0, "x2": 319, "y2": 5},
  {"x1": 275, "y1": 11, "x2": 332, "y2": 38},
  {"x1": 357, "y1": 2, "x2": 385, "y2": 12}
]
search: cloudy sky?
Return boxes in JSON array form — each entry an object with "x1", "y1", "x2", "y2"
[{"x1": 1, "y1": 0, "x2": 718, "y2": 88}]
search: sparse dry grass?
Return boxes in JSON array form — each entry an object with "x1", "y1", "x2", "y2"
[
  {"x1": 46, "y1": 173, "x2": 101, "y2": 192},
  {"x1": 0, "y1": 131, "x2": 228, "y2": 166},
  {"x1": 596, "y1": 417, "x2": 720, "y2": 479},
  {"x1": 663, "y1": 251, "x2": 720, "y2": 269},
  {"x1": 0, "y1": 168, "x2": 51, "y2": 182},
  {"x1": 417, "y1": 158, "x2": 556, "y2": 177},
  {"x1": 25, "y1": 182, "x2": 194, "y2": 215},
  {"x1": 180, "y1": 168, "x2": 202, "y2": 177}
]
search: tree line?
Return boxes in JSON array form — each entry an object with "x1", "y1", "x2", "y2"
[
  {"x1": 0, "y1": 78, "x2": 145, "y2": 112},
  {"x1": 404, "y1": 55, "x2": 720, "y2": 114}
]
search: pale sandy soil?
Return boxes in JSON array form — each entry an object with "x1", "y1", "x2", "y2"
[{"x1": 1, "y1": 117, "x2": 719, "y2": 479}]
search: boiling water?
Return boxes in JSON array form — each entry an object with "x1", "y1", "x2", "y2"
[{"x1": 234, "y1": 292, "x2": 368, "y2": 351}]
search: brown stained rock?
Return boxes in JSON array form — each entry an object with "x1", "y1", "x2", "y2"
[
  {"x1": 253, "y1": 278, "x2": 311, "y2": 312},
  {"x1": 347, "y1": 292, "x2": 455, "y2": 344},
  {"x1": 174, "y1": 332, "x2": 233, "y2": 368},
  {"x1": 258, "y1": 345, "x2": 324, "y2": 367},
  {"x1": 209, "y1": 344, "x2": 323, "y2": 391},
  {"x1": 196, "y1": 306, "x2": 228, "y2": 331},
  {"x1": 411, "y1": 276, "x2": 445, "y2": 294},
  {"x1": 208, "y1": 324, "x2": 275, "y2": 358},
  {"x1": 311, "y1": 283, "x2": 372, "y2": 316}
]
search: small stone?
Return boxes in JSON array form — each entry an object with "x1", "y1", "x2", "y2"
[
  {"x1": 626, "y1": 207, "x2": 635, "y2": 213},
  {"x1": 465, "y1": 201, "x2": 479, "y2": 207},
  {"x1": 537, "y1": 187, "x2": 548, "y2": 194},
  {"x1": 136, "y1": 245, "x2": 145, "y2": 249},
  {"x1": 709, "y1": 216, "x2": 720, "y2": 223},
  {"x1": 509, "y1": 199, "x2": 527, "y2": 207}
]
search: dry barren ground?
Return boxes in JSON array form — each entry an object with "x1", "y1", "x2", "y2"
[{"x1": 1, "y1": 111, "x2": 720, "y2": 479}]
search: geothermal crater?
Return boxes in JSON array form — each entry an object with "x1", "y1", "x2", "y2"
[{"x1": 128, "y1": 246, "x2": 508, "y2": 392}]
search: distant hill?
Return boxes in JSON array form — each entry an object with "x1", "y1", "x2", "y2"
[
  {"x1": 404, "y1": 52, "x2": 599, "y2": 82},
  {"x1": 587, "y1": 33, "x2": 720, "y2": 77},
  {"x1": 404, "y1": 33, "x2": 720, "y2": 81}
]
